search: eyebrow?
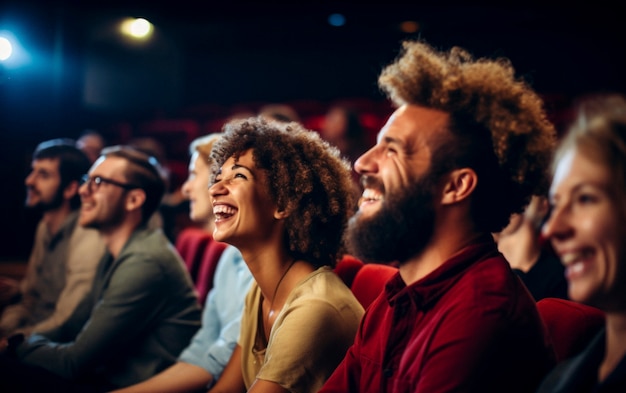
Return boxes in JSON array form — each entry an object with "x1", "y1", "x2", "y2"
[
  {"x1": 551, "y1": 181, "x2": 608, "y2": 200},
  {"x1": 379, "y1": 135, "x2": 408, "y2": 153},
  {"x1": 231, "y1": 163, "x2": 255, "y2": 177}
]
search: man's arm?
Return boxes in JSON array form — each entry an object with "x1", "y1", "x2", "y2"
[
  {"x1": 21, "y1": 228, "x2": 104, "y2": 335},
  {"x1": 110, "y1": 361, "x2": 213, "y2": 393},
  {"x1": 15, "y1": 257, "x2": 168, "y2": 379},
  {"x1": 179, "y1": 248, "x2": 252, "y2": 380},
  {"x1": 0, "y1": 222, "x2": 47, "y2": 335}
]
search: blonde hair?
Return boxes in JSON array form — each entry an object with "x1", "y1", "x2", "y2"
[{"x1": 189, "y1": 133, "x2": 223, "y2": 164}]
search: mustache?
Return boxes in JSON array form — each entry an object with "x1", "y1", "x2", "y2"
[{"x1": 360, "y1": 175, "x2": 384, "y2": 192}]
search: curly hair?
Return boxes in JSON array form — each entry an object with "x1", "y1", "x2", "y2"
[
  {"x1": 379, "y1": 40, "x2": 556, "y2": 232},
  {"x1": 210, "y1": 116, "x2": 356, "y2": 268}
]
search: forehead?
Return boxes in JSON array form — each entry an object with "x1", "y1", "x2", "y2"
[
  {"x1": 189, "y1": 151, "x2": 208, "y2": 170},
  {"x1": 551, "y1": 147, "x2": 611, "y2": 195},
  {"x1": 32, "y1": 157, "x2": 60, "y2": 173},
  {"x1": 223, "y1": 149, "x2": 256, "y2": 168},
  {"x1": 89, "y1": 156, "x2": 129, "y2": 178},
  {"x1": 379, "y1": 104, "x2": 450, "y2": 147}
]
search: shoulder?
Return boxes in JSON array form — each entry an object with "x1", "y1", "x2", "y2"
[
  {"x1": 456, "y1": 254, "x2": 522, "y2": 297},
  {"x1": 285, "y1": 268, "x2": 364, "y2": 320},
  {"x1": 121, "y1": 229, "x2": 181, "y2": 265},
  {"x1": 437, "y1": 254, "x2": 539, "y2": 322}
]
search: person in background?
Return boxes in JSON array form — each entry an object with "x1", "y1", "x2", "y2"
[
  {"x1": 319, "y1": 39, "x2": 557, "y2": 393},
  {"x1": 258, "y1": 103, "x2": 300, "y2": 124},
  {"x1": 0, "y1": 145, "x2": 201, "y2": 392},
  {"x1": 493, "y1": 195, "x2": 568, "y2": 300},
  {"x1": 320, "y1": 104, "x2": 369, "y2": 166},
  {"x1": 0, "y1": 139, "x2": 105, "y2": 337},
  {"x1": 111, "y1": 134, "x2": 253, "y2": 393},
  {"x1": 76, "y1": 130, "x2": 106, "y2": 164},
  {"x1": 537, "y1": 93, "x2": 626, "y2": 392},
  {"x1": 206, "y1": 117, "x2": 364, "y2": 393}
]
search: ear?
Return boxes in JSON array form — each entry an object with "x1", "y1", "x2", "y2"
[
  {"x1": 63, "y1": 180, "x2": 79, "y2": 201},
  {"x1": 273, "y1": 208, "x2": 290, "y2": 220},
  {"x1": 125, "y1": 189, "x2": 147, "y2": 213},
  {"x1": 273, "y1": 202, "x2": 293, "y2": 220},
  {"x1": 440, "y1": 168, "x2": 478, "y2": 205}
]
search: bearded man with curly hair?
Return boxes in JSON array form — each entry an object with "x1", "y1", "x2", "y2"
[{"x1": 320, "y1": 40, "x2": 557, "y2": 393}]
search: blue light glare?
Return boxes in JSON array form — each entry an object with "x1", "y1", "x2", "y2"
[
  {"x1": 0, "y1": 36, "x2": 12, "y2": 61},
  {"x1": 328, "y1": 13, "x2": 346, "y2": 27},
  {"x1": 0, "y1": 30, "x2": 32, "y2": 69}
]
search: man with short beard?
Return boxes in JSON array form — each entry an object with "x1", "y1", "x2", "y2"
[
  {"x1": 0, "y1": 139, "x2": 105, "y2": 337},
  {"x1": 320, "y1": 40, "x2": 558, "y2": 393}
]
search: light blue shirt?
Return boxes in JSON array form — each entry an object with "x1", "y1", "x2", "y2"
[{"x1": 178, "y1": 245, "x2": 253, "y2": 383}]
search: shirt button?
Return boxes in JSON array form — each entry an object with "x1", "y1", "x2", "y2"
[{"x1": 383, "y1": 368, "x2": 393, "y2": 378}]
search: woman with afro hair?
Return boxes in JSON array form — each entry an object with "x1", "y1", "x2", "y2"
[{"x1": 206, "y1": 116, "x2": 364, "y2": 393}]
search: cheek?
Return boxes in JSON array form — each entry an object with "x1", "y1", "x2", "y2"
[
  {"x1": 577, "y1": 209, "x2": 616, "y2": 242},
  {"x1": 581, "y1": 211, "x2": 623, "y2": 271}
]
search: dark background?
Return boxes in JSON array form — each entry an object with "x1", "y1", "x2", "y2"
[{"x1": 1, "y1": 1, "x2": 625, "y2": 260}]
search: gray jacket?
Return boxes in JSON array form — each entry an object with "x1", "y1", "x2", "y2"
[{"x1": 16, "y1": 227, "x2": 202, "y2": 389}]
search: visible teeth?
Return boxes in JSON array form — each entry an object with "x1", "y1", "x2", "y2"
[
  {"x1": 560, "y1": 250, "x2": 592, "y2": 265},
  {"x1": 361, "y1": 188, "x2": 383, "y2": 202},
  {"x1": 213, "y1": 204, "x2": 236, "y2": 215},
  {"x1": 561, "y1": 253, "x2": 578, "y2": 265},
  {"x1": 570, "y1": 262, "x2": 584, "y2": 274}
]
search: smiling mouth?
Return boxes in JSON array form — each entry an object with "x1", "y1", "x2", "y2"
[
  {"x1": 560, "y1": 249, "x2": 594, "y2": 265},
  {"x1": 358, "y1": 188, "x2": 383, "y2": 208},
  {"x1": 559, "y1": 249, "x2": 595, "y2": 278},
  {"x1": 213, "y1": 204, "x2": 237, "y2": 221}
]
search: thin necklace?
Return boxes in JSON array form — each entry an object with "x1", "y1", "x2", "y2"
[{"x1": 267, "y1": 259, "x2": 297, "y2": 322}]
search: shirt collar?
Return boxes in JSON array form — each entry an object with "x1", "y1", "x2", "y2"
[
  {"x1": 44, "y1": 210, "x2": 80, "y2": 250},
  {"x1": 384, "y1": 234, "x2": 500, "y2": 308}
]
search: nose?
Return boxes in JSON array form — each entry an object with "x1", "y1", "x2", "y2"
[
  {"x1": 354, "y1": 145, "x2": 377, "y2": 175},
  {"x1": 181, "y1": 177, "x2": 192, "y2": 199},
  {"x1": 208, "y1": 180, "x2": 226, "y2": 199},
  {"x1": 78, "y1": 180, "x2": 90, "y2": 197},
  {"x1": 541, "y1": 204, "x2": 573, "y2": 243},
  {"x1": 24, "y1": 171, "x2": 35, "y2": 186}
]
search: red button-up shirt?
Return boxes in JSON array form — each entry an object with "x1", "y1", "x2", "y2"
[{"x1": 320, "y1": 237, "x2": 556, "y2": 393}]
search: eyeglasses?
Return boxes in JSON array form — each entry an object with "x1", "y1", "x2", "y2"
[{"x1": 81, "y1": 175, "x2": 139, "y2": 193}]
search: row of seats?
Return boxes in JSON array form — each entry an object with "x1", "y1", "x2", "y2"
[{"x1": 174, "y1": 228, "x2": 606, "y2": 364}]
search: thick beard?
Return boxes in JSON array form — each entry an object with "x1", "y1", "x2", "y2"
[
  {"x1": 346, "y1": 174, "x2": 437, "y2": 265},
  {"x1": 26, "y1": 185, "x2": 65, "y2": 211}
]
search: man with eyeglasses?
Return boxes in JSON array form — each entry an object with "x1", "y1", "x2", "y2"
[
  {"x1": 0, "y1": 139, "x2": 105, "y2": 339},
  {"x1": 0, "y1": 145, "x2": 202, "y2": 392}
]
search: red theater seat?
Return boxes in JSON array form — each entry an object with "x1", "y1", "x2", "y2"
[
  {"x1": 334, "y1": 255, "x2": 364, "y2": 288},
  {"x1": 536, "y1": 297, "x2": 606, "y2": 362},
  {"x1": 350, "y1": 263, "x2": 398, "y2": 310},
  {"x1": 174, "y1": 227, "x2": 211, "y2": 280}
]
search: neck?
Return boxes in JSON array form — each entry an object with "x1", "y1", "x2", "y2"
[
  {"x1": 101, "y1": 219, "x2": 140, "y2": 259},
  {"x1": 42, "y1": 203, "x2": 73, "y2": 235},
  {"x1": 600, "y1": 312, "x2": 626, "y2": 382},
  {"x1": 399, "y1": 216, "x2": 484, "y2": 285},
  {"x1": 242, "y1": 245, "x2": 295, "y2": 302}
]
